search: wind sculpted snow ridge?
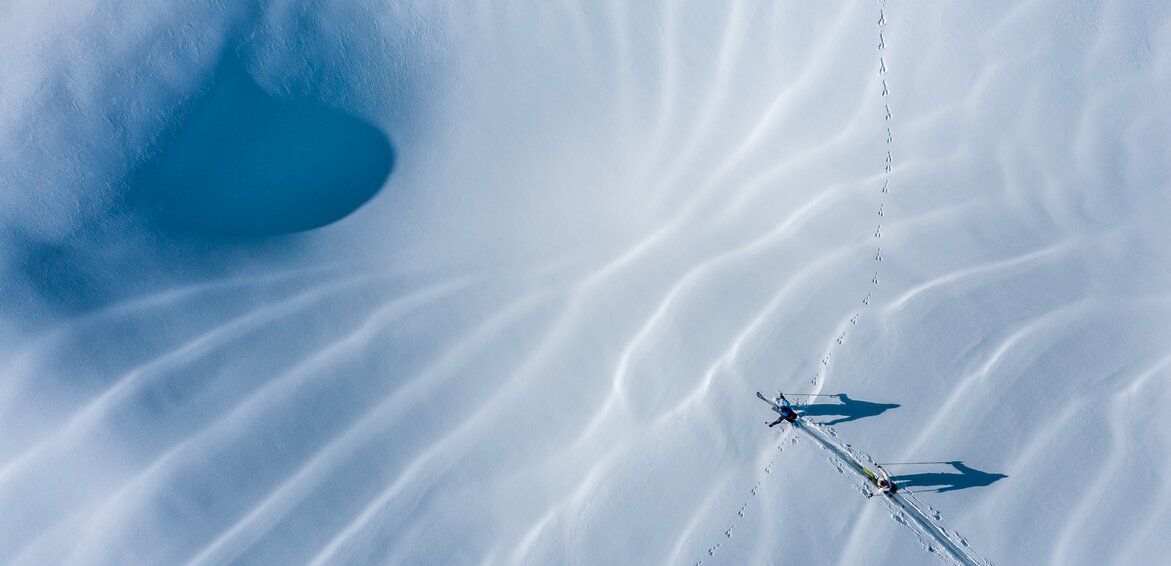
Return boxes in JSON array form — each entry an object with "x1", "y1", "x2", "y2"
[
  {"x1": 799, "y1": 421, "x2": 991, "y2": 566},
  {"x1": 3, "y1": 1, "x2": 1171, "y2": 564}
]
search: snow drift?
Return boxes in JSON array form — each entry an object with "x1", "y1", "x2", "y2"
[{"x1": 2, "y1": 1, "x2": 1170, "y2": 564}]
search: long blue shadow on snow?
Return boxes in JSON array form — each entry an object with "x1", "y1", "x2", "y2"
[
  {"x1": 889, "y1": 461, "x2": 1007, "y2": 494},
  {"x1": 129, "y1": 61, "x2": 394, "y2": 238},
  {"x1": 7, "y1": 62, "x2": 394, "y2": 319},
  {"x1": 796, "y1": 394, "x2": 899, "y2": 425}
]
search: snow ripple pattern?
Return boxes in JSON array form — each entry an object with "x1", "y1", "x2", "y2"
[{"x1": 2, "y1": 1, "x2": 1171, "y2": 565}]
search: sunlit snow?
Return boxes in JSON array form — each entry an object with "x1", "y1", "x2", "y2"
[{"x1": 2, "y1": 1, "x2": 1170, "y2": 565}]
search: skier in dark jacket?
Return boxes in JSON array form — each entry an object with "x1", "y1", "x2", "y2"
[{"x1": 768, "y1": 394, "x2": 798, "y2": 427}]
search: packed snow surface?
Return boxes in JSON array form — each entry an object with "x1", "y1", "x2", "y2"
[{"x1": 2, "y1": 1, "x2": 1170, "y2": 565}]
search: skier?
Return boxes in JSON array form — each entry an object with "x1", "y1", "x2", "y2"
[
  {"x1": 866, "y1": 465, "x2": 898, "y2": 497},
  {"x1": 767, "y1": 393, "x2": 798, "y2": 427}
]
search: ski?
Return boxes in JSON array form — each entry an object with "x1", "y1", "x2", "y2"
[{"x1": 756, "y1": 391, "x2": 779, "y2": 409}]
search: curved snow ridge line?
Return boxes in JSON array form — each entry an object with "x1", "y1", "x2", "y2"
[
  {"x1": 688, "y1": 430, "x2": 800, "y2": 566},
  {"x1": 1051, "y1": 352, "x2": 1171, "y2": 564},
  {"x1": 0, "y1": 271, "x2": 393, "y2": 487},
  {"x1": 701, "y1": 2, "x2": 859, "y2": 206},
  {"x1": 793, "y1": 420, "x2": 988, "y2": 566},
  {"x1": 47, "y1": 278, "x2": 481, "y2": 566},
  {"x1": 578, "y1": 93, "x2": 871, "y2": 301},
  {"x1": 308, "y1": 290, "x2": 594, "y2": 566},
  {"x1": 182, "y1": 292, "x2": 555, "y2": 566},
  {"x1": 666, "y1": 470, "x2": 731, "y2": 566},
  {"x1": 655, "y1": 192, "x2": 883, "y2": 425},
  {"x1": 0, "y1": 263, "x2": 350, "y2": 423},
  {"x1": 5, "y1": 260, "x2": 348, "y2": 361},
  {"x1": 715, "y1": 87, "x2": 885, "y2": 226},
  {"x1": 645, "y1": 0, "x2": 748, "y2": 198},
  {"x1": 576, "y1": 179, "x2": 863, "y2": 443},
  {"x1": 1112, "y1": 354, "x2": 1171, "y2": 564},
  {"x1": 684, "y1": 10, "x2": 872, "y2": 219},
  {"x1": 635, "y1": 2, "x2": 857, "y2": 211}
]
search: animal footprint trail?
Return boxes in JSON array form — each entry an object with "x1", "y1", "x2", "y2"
[
  {"x1": 809, "y1": 0, "x2": 898, "y2": 491},
  {"x1": 735, "y1": 3, "x2": 908, "y2": 563},
  {"x1": 826, "y1": 4, "x2": 992, "y2": 565},
  {"x1": 697, "y1": 435, "x2": 798, "y2": 564},
  {"x1": 868, "y1": 0, "x2": 895, "y2": 324}
]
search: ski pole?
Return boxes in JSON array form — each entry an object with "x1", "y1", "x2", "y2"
[
  {"x1": 782, "y1": 393, "x2": 839, "y2": 397},
  {"x1": 875, "y1": 461, "x2": 953, "y2": 466}
]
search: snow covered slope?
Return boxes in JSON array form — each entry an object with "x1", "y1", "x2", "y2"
[{"x1": 2, "y1": 1, "x2": 1170, "y2": 564}]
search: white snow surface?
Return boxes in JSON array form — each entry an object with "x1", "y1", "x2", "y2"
[{"x1": 3, "y1": 1, "x2": 1171, "y2": 565}]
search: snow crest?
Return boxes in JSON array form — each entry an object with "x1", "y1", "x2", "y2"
[{"x1": 3, "y1": 1, "x2": 1171, "y2": 565}]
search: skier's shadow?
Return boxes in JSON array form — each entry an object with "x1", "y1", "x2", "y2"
[
  {"x1": 892, "y1": 461, "x2": 1007, "y2": 493},
  {"x1": 796, "y1": 394, "x2": 899, "y2": 425}
]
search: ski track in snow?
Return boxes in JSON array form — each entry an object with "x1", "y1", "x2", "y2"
[
  {"x1": 3, "y1": 1, "x2": 1171, "y2": 564},
  {"x1": 698, "y1": 3, "x2": 967, "y2": 565},
  {"x1": 801, "y1": 420, "x2": 990, "y2": 566}
]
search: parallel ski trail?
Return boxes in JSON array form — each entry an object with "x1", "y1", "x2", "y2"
[
  {"x1": 793, "y1": 420, "x2": 987, "y2": 566},
  {"x1": 771, "y1": 9, "x2": 993, "y2": 564},
  {"x1": 892, "y1": 491, "x2": 985, "y2": 566}
]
